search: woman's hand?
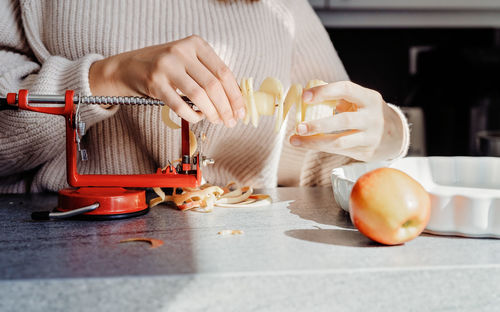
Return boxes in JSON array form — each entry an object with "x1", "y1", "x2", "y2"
[
  {"x1": 89, "y1": 35, "x2": 245, "y2": 127},
  {"x1": 289, "y1": 81, "x2": 405, "y2": 162}
]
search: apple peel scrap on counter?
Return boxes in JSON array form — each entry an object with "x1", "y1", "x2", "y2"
[
  {"x1": 150, "y1": 182, "x2": 272, "y2": 212},
  {"x1": 217, "y1": 230, "x2": 244, "y2": 236},
  {"x1": 119, "y1": 237, "x2": 164, "y2": 249}
]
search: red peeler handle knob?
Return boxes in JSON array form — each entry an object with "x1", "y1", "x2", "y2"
[{"x1": 6, "y1": 93, "x2": 17, "y2": 105}]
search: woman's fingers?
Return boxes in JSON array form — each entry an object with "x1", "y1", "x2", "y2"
[
  {"x1": 302, "y1": 81, "x2": 382, "y2": 109},
  {"x1": 290, "y1": 130, "x2": 366, "y2": 152},
  {"x1": 139, "y1": 35, "x2": 244, "y2": 127},
  {"x1": 170, "y1": 71, "x2": 221, "y2": 124},
  {"x1": 297, "y1": 112, "x2": 366, "y2": 135},
  {"x1": 335, "y1": 99, "x2": 359, "y2": 113},
  {"x1": 185, "y1": 59, "x2": 236, "y2": 127},
  {"x1": 153, "y1": 82, "x2": 204, "y2": 124},
  {"x1": 283, "y1": 79, "x2": 398, "y2": 162},
  {"x1": 193, "y1": 36, "x2": 246, "y2": 121}
]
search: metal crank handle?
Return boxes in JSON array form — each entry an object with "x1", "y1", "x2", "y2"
[{"x1": 0, "y1": 96, "x2": 16, "y2": 111}]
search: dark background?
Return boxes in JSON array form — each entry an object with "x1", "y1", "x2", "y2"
[{"x1": 326, "y1": 28, "x2": 500, "y2": 156}]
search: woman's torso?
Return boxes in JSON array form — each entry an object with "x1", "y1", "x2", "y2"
[{"x1": 22, "y1": 0, "x2": 300, "y2": 188}]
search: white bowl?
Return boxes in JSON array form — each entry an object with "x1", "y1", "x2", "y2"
[{"x1": 331, "y1": 157, "x2": 500, "y2": 238}]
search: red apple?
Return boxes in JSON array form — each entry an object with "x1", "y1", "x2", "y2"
[{"x1": 349, "y1": 167, "x2": 431, "y2": 245}]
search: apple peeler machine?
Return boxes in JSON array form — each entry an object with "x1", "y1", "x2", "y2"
[{"x1": 0, "y1": 90, "x2": 206, "y2": 220}]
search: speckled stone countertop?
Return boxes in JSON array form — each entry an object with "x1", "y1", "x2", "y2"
[{"x1": 0, "y1": 187, "x2": 499, "y2": 312}]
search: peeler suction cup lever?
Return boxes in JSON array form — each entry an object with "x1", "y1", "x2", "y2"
[{"x1": 31, "y1": 203, "x2": 99, "y2": 220}]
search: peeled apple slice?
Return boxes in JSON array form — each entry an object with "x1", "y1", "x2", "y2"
[
  {"x1": 259, "y1": 77, "x2": 284, "y2": 106},
  {"x1": 253, "y1": 91, "x2": 275, "y2": 116},
  {"x1": 161, "y1": 106, "x2": 181, "y2": 129},
  {"x1": 189, "y1": 130, "x2": 197, "y2": 157},
  {"x1": 241, "y1": 77, "x2": 259, "y2": 127},
  {"x1": 305, "y1": 79, "x2": 328, "y2": 89},
  {"x1": 258, "y1": 77, "x2": 286, "y2": 132},
  {"x1": 160, "y1": 106, "x2": 197, "y2": 159},
  {"x1": 241, "y1": 78, "x2": 251, "y2": 125},
  {"x1": 296, "y1": 88, "x2": 307, "y2": 126},
  {"x1": 249, "y1": 80, "x2": 259, "y2": 127},
  {"x1": 305, "y1": 79, "x2": 338, "y2": 111},
  {"x1": 283, "y1": 84, "x2": 303, "y2": 127}
]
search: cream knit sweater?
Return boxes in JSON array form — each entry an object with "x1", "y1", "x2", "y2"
[{"x1": 0, "y1": 0, "x2": 409, "y2": 193}]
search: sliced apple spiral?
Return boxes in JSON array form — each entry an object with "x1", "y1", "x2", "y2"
[
  {"x1": 162, "y1": 77, "x2": 339, "y2": 137},
  {"x1": 240, "y1": 77, "x2": 339, "y2": 132},
  {"x1": 241, "y1": 77, "x2": 285, "y2": 132}
]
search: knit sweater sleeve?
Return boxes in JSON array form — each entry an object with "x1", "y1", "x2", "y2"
[
  {"x1": 277, "y1": 0, "x2": 409, "y2": 186},
  {"x1": 0, "y1": 0, "x2": 117, "y2": 177}
]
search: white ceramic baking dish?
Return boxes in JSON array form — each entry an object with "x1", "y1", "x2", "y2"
[{"x1": 331, "y1": 157, "x2": 500, "y2": 238}]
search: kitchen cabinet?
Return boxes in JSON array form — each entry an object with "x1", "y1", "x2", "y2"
[
  {"x1": 326, "y1": 0, "x2": 500, "y2": 9},
  {"x1": 310, "y1": 0, "x2": 500, "y2": 27}
]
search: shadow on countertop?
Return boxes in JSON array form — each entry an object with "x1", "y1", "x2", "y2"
[
  {"x1": 282, "y1": 187, "x2": 386, "y2": 247},
  {"x1": 0, "y1": 191, "x2": 198, "y2": 281},
  {"x1": 285, "y1": 228, "x2": 386, "y2": 248}
]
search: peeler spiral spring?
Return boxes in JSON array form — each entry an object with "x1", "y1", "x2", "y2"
[{"x1": 79, "y1": 95, "x2": 194, "y2": 106}]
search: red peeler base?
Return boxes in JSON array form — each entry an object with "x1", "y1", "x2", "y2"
[{"x1": 56, "y1": 187, "x2": 149, "y2": 220}]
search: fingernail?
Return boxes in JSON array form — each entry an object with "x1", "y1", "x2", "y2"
[
  {"x1": 303, "y1": 91, "x2": 313, "y2": 103},
  {"x1": 290, "y1": 137, "x2": 301, "y2": 147},
  {"x1": 227, "y1": 118, "x2": 237, "y2": 128},
  {"x1": 297, "y1": 123, "x2": 307, "y2": 135},
  {"x1": 237, "y1": 108, "x2": 246, "y2": 119}
]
